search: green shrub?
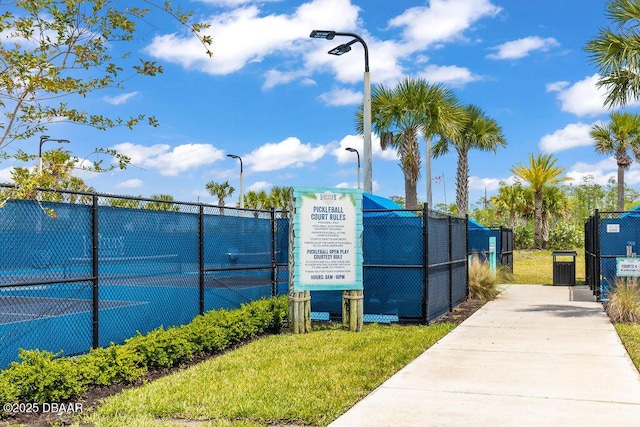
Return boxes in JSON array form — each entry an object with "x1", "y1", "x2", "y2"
[
  {"x1": 125, "y1": 326, "x2": 199, "y2": 370},
  {"x1": 2, "y1": 350, "x2": 86, "y2": 403},
  {"x1": 514, "y1": 224, "x2": 534, "y2": 249},
  {"x1": 0, "y1": 296, "x2": 288, "y2": 416},
  {"x1": 549, "y1": 220, "x2": 583, "y2": 250},
  {"x1": 77, "y1": 344, "x2": 147, "y2": 385},
  {"x1": 468, "y1": 255, "x2": 500, "y2": 301},
  {"x1": 0, "y1": 371, "x2": 17, "y2": 406},
  {"x1": 606, "y1": 278, "x2": 640, "y2": 323}
]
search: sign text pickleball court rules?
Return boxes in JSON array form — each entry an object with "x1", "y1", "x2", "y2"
[{"x1": 291, "y1": 187, "x2": 363, "y2": 291}]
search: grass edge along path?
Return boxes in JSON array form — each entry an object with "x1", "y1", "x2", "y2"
[
  {"x1": 615, "y1": 324, "x2": 640, "y2": 373},
  {"x1": 75, "y1": 323, "x2": 454, "y2": 427}
]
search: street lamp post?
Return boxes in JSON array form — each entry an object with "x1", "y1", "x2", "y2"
[
  {"x1": 226, "y1": 154, "x2": 244, "y2": 209},
  {"x1": 345, "y1": 147, "x2": 360, "y2": 189},
  {"x1": 310, "y1": 30, "x2": 372, "y2": 194},
  {"x1": 39, "y1": 135, "x2": 70, "y2": 173}
]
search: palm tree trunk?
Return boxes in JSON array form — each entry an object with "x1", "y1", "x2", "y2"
[
  {"x1": 534, "y1": 189, "x2": 543, "y2": 249},
  {"x1": 404, "y1": 171, "x2": 418, "y2": 211},
  {"x1": 541, "y1": 212, "x2": 550, "y2": 250},
  {"x1": 455, "y1": 147, "x2": 469, "y2": 217},
  {"x1": 617, "y1": 164, "x2": 625, "y2": 211}
]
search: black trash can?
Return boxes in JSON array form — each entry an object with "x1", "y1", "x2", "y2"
[{"x1": 552, "y1": 250, "x2": 577, "y2": 286}]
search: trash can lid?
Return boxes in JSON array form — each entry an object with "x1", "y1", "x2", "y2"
[{"x1": 552, "y1": 250, "x2": 577, "y2": 256}]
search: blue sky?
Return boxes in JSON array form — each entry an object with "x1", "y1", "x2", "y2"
[{"x1": 2, "y1": 0, "x2": 638, "y2": 208}]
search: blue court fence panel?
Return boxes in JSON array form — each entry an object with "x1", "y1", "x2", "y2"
[
  {"x1": 0, "y1": 186, "x2": 469, "y2": 368},
  {"x1": 467, "y1": 224, "x2": 514, "y2": 272},
  {"x1": 585, "y1": 209, "x2": 640, "y2": 300}
]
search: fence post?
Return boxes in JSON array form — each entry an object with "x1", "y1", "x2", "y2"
[
  {"x1": 422, "y1": 204, "x2": 430, "y2": 324},
  {"x1": 199, "y1": 205, "x2": 205, "y2": 315},
  {"x1": 271, "y1": 208, "x2": 277, "y2": 297},
  {"x1": 448, "y1": 214, "x2": 453, "y2": 312},
  {"x1": 465, "y1": 215, "x2": 469, "y2": 299},
  {"x1": 91, "y1": 195, "x2": 99, "y2": 349},
  {"x1": 595, "y1": 209, "x2": 601, "y2": 301}
]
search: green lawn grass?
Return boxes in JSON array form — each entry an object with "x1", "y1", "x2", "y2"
[
  {"x1": 615, "y1": 324, "x2": 640, "y2": 372},
  {"x1": 511, "y1": 249, "x2": 585, "y2": 285},
  {"x1": 76, "y1": 323, "x2": 453, "y2": 427}
]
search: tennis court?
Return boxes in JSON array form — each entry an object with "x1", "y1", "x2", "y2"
[
  {"x1": 0, "y1": 267, "x2": 280, "y2": 368},
  {"x1": 0, "y1": 294, "x2": 143, "y2": 325}
]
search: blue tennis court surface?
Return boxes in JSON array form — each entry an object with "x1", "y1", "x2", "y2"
[
  {"x1": 0, "y1": 276, "x2": 275, "y2": 368},
  {"x1": 0, "y1": 296, "x2": 144, "y2": 325}
]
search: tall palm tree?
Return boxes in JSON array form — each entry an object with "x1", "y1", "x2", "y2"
[
  {"x1": 145, "y1": 194, "x2": 179, "y2": 212},
  {"x1": 356, "y1": 78, "x2": 462, "y2": 210},
  {"x1": 205, "y1": 180, "x2": 235, "y2": 215},
  {"x1": 244, "y1": 190, "x2": 269, "y2": 217},
  {"x1": 433, "y1": 104, "x2": 507, "y2": 217},
  {"x1": 269, "y1": 186, "x2": 293, "y2": 210},
  {"x1": 590, "y1": 111, "x2": 640, "y2": 211},
  {"x1": 585, "y1": 0, "x2": 640, "y2": 108},
  {"x1": 490, "y1": 180, "x2": 527, "y2": 230},
  {"x1": 511, "y1": 153, "x2": 568, "y2": 249}
]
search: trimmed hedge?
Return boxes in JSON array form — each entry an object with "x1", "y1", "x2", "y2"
[{"x1": 0, "y1": 296, "x2": 288, "y2": 414}]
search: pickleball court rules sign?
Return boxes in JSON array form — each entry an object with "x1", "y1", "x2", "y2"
[{"x1": 290, "y1": 187, "x2": 363, "y2": 291}]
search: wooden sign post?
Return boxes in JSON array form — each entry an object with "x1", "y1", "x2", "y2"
[{"x1": 289, "y1": 187, "x2": 363, "y2": 332}]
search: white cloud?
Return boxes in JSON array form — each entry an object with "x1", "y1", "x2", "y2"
[
  {"x1": 468, "y1": 176, "x2": 503, "y2": 191},
  {"x1": 389, "y1": 0, "x2": 501, "y2": 48},
  {"x1": 545, "y1": 81, "x2": 569, "y2": 92},
  {"x1": 564, "y1": 158, "x2": 640, "y2": 186},
  {"x1": 545, "y1": 74, "x2": 626, "y2": 117},
  {"x1": 263, "y1": 69, "x2": 309, "y2": 90},
  {"x1": 565, "y1": 158, "x2": 619, "y2": 186},
  {"x1": 332, "y1": 134, "x2": 397, "y2": 164},
  {"x1": 112, "y1": 142, "x2": 225, "y2": 176},
  {"x1": 539, "y1": 122, "x2": 595, "y2": 153},
  {"x1": 319, "y1": 88, "x2": 362, "y2": 106},
  {"x1": 244, "y1": 137, "x2": 327, "y2": 171},
  {"x1": 0, "y1": 167, "x2": 14, "y2": 183},
  {"x1": 116, "y1": 178, "x2": 144, "y2": 188},
  {"x1": 145, "y1": 0, "x2": 360, "y2": 76},
  {"x1": 199, "y1": 0, "x2": 280, "y2": 6},
  {"x1": 335, "y1": 180, "x2": 365, "y2": 190},
  {"x1": 419, "y1": 64, "x2": 480, "y2": 87},
  {"x1": 103, "y1": 92, "x2": 138, "y2": 105},
  {"x1": 247, "y1": 181, "x2": 271, "y2": 191},
  {"x1": 487, "y1": 36, "x2": 559, "y2": 60},
  {"x1": 145, "y1": 0, "x2": 501, "y2": 90}
]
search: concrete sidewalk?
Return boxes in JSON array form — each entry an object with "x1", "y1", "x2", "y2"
[{"x1": 330, "y1": 285, "x2": 640, "y2": 427}]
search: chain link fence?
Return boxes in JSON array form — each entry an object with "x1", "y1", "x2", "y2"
[
  {"x1": 0, "y1": 185, "x2": 469, "y2": 367},
  {"x1": 468, "y1": 226, "x2": 514, "y2": 272},
  {"x1": 585, "y1": 209, "x2": 640, "y2": 300}
]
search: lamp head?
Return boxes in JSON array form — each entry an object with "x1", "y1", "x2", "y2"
[
  {"x1": 345, "y1": 147, "x2": 357, "y2": 153},
  {"x1": 226, "y1": 154, "x2": 240, "y2": 160},
  {"x1": 310, "y1": 30, "x2": 335, "y2": 40},
  {"x1": 328, "y1": 43, "x2": 351, "y2": 55}
]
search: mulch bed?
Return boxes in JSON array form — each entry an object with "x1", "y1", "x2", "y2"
[{"x1": 1, "y1": 297, "x2": 488, "y2": 427}]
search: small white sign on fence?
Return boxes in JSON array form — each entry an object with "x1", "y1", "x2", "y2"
[
  {"x1": 607, "y1": 223, "x2": 620, "y2": 233},
  {"x1": 616, "y1": 257, "x2": 640, "y2": 277}
]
